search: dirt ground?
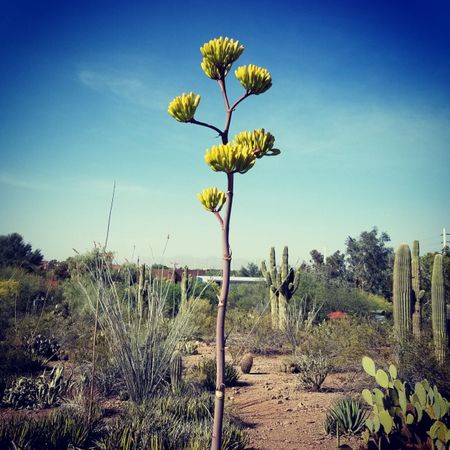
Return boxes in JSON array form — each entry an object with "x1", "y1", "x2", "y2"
[{"x1": 188, "y1": 345, "x2": 366, "y2": 450}]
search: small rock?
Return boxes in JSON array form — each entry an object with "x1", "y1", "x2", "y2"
[{"x1": 277, "y1": 399, "x2": 283, "y2": 404}]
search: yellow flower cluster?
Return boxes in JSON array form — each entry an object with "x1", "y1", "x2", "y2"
[
  {"x1": 233, "y1": 129, "x2": 277, "y2": 158},
  {"x1": 200, "y1": 37, "x2": 244, "y2": 80},
  {"x1": 198, "y1": 187, "x2": 227, "y2": 212},
  {"x1": 205, "y1": 143, "x2": 256, "y2": 174},
  {"x1": 167, "y1": 92, "x2": 200, "y2": 122},
  {"x1": 235, "y1": 65, "x2": 272, "y2": 95}
]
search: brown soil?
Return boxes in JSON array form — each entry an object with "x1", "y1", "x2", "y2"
[{"x1": 188, "y1": 345, "x2": 366, "y2": 450}]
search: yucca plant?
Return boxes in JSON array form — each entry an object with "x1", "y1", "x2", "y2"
[
  {"x1": 194, "y1": 358, "x2": 240, "y2": 391},
  {"x1": 168, "y1": 36, "x2": 280, "y2": 449},
  {"x1": 78, "y1": 253, "x2": 200, "y2": 404},
  {"x1": 324, "y1": 396, "x2": 368, "y2": 436}
]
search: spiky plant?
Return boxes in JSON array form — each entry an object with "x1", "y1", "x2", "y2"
[
  {"x1": 432, "y1": 254, "x2": 447, "y2": 365},
  {"x1": 261, "y1": 246, "x2": 300, "y2": 330},
  {"x1": 393, "y1": 244, "x2": 413, "y2": 345},
  {"x1": 324, "y1": 396, "x2": 368, "y2": 436},
  {"x1": 168, "y1": 36, "x2": 280, "y2": 449},
  {"x1": 411, "y1": 241, "x2": 425, "y2": 339}
]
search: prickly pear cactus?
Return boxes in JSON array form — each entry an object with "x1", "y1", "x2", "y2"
[
  {"x1": 261, "y1": 246, "x2": 300, "y2": 330},
  {"x1": 361, "y1": 356, "x2": 450, "y2": 450},
  {"x1": 393, "y1": 244, "x2": 413, "y2": 344},
  {"x1": 411, "y1": 241, "x2": 425, "y2": 339},
  {"x1": 432, "y1": 254, "x2": 447, "y2": 365}
]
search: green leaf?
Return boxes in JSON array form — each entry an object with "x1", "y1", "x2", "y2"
[
  {"x1": 373, "y1": 415, "x2": 381, "y2": 433},
  {"x1": 415, "y1": 402, "x2": 423, "y2": 422},
  {"x1": 415, "y1": 382, "x2": 427, "y2": 406},
  {"x1": 399, "y1": 389, "x2": 407, "y2": 415},
  {"x1": 362, "y1": 356, "x2": 376, "y2": 377},
  {"x1": 373, "y1": 388, "x2": 385, "y2": 406},
  {"x1": 406, "y1": 413, "x2": 414, "y2": 425},
  {"x1": 394, "y1": 379, "x2": 404, "y2": 392},
  {"x1": 388, "y1": 364, "x2": 397, "y2": 381},
  {"x1": 376, "y1": 369, "x2": 389, "y2": 389},
  {"x1": 362, "y1": 389, "x2": 373, "y2": 406},
  {"x1": 379, "y1": 409, "x2": 393, "y2": 434}
]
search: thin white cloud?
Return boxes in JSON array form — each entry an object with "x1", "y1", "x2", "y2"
[
  {"x1": 0, "y1": 173, "x2": 53, "y2": 191},
  {"x1": 78, "y1": 70, "x2": 166, "y2": 110}
]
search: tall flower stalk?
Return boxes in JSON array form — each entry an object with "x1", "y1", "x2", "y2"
[{"x1": 168, "y1": 37, "x2": 280, "y2": 450}]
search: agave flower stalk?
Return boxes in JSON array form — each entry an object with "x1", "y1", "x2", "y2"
[{"x1": 168, "y1": 37, "x2": 279, "y2": 450}]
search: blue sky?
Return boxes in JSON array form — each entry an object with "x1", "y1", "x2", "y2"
[{"x1": 0, "y1": 0, "x2": 449, "y2": 268}]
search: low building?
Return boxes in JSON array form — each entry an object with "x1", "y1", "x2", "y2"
[{"x1": 196, "y1": 275, "x2": 265, "y2": 285}]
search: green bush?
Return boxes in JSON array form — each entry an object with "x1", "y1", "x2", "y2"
[
  {"x1": 95, "y1": 388, "x2": 247, "y2": 450},
  {"x1": 296, "y1": 316, "x2": 392, "y2": 370},
  {"x1": 0, "y1": 342, "x2": 44, "y2": 375},
  {"x1": 26, "y1": 334, "x2": 61, "y2": 361},
  {"x1": 0, "y1": 406, "x2": 100, "y2": 449},
  {"x1": 2, "y1": 366, "x2": 72, "y2": 409},
  {"x1": 398, "y1": 331, "x2": 450, "y2": 398},
  {"x1": 193, "y1": 358, "x2": 240, "y2": 391},
  {"x1": 324, "y1": 396, "x2": 368, "y2": 435},
  {"x1": 295, "y1": 350, "x2": 332, "y2": 391}
]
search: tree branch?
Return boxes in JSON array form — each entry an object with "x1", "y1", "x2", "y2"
[{"x1": 189, "y1": 118, "x2": 223, "y2": 136}]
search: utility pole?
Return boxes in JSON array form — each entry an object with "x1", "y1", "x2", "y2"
[{"x1": 441, "y1": 227, "x2": 449, "y2": 252}]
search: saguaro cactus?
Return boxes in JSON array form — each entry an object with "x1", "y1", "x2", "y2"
[
  {"x1": 393, "y1": 244, "x2": 412, "y2": 344},
  {"x1": 170, "y1": 350, "x2": 183, "y2": 392},
  {"x1": 261, "y1": 248, "x2": 279, "y2": 328},
  {"x1": 411, "y1": 240, "x2": 425, "y2": 338},
  {"x1": 180, "y1": 266, "x2": 191, "y2": 313},
  {"x1": 168, "y1": 37, "x2": 280, "y2": 449},
  {"x1": 261, "y1": 246, "x2": 300, "y2": 330},
  {"x1": 278, "y1": 247, "x2": 301, "y2": 330},
  {"x1": 432, "y1": 254, "x2": 447, "y2": 365}
]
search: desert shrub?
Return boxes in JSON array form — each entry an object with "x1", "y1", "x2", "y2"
[
  {"x1": 92, "y1": 358, "x2": 127, "y2": 399},
  {"x1": 296, "y1": 316, "x2": 392, "y2": 370},
  {"x1": 0, "y1": 406, "x2": 100, "y2": 449},
  {"x1": 324, "y1": 396, "x2": 368, "y2": 435},
  {"x1": 294, "y1": 351, "x2": 332, "y2": 391},
  {"x1": 284, "y1": 294, "x2": 321, "y2": 350},
  {"x1": 193, "y1": 358, "x2": 240, "y2": 390},
  {"x1": 2, "y1": 366, "x2": 72, "y2": 409},
  {"x1": 25, "y1": 334, "x2": 61, "y2": 361},
  {"x1": 0, "y1": 341, "x2": 44, "y2": 375},
  {"x1": 95, "y1": 388, "x2": 247, "y2": 450},
  {"x1": 188, "y1": 298, "x2": 215, "y2": 339},
  {"x1": 398, "y1": 330, "x2": 450, "y2": 398},
  {"x1": 295, "y1": 272, "x2": 391, "y2": 319},
  {"x1": 226, "y1": 283, "x2": 266, "y2": 311},
  {"x1": 77, "y1": 252, "x2": 198, "y2": 403},
  {"x1": 0, "y1": 266, "x2": 48, "y2": 313},
  {"x1": 176, "y1": 339, "x2": 199, "y2": 355},
  {"x1": 227, "y1": 313, "x2": 286, "y2": 355}
]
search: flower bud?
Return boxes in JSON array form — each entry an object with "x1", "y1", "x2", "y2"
[
  {"x1": 198, "y1": 187, "x2": 227, "y2": 212},
  {"x1": 168, "y1": 92, "x2": 201, "y2": 122},
  {"x1": 205, "y1": 143, "x2": 256, "y2": 174},
  {"x1": 235, "y1": 65, "x2": 272, "y2": 95}
]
